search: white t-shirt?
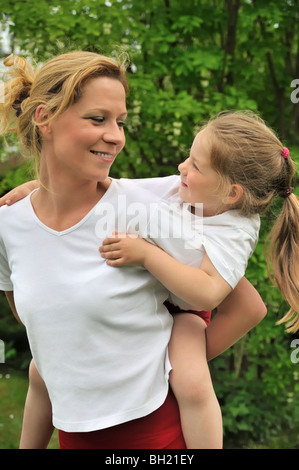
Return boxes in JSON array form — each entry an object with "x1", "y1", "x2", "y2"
[
  {"x1": 0, "y1": 178, "x2": 174, "y2": 432},
  {"x1": 0, "y1": 175, "x2": 260, "y2": 431}
]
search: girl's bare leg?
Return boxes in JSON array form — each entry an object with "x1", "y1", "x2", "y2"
[{"x1": 169, "y1": 313, "x2": 222, "y2": 449}]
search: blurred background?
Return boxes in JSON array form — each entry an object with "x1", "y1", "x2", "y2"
[{"x1": 0, "y1": 0, "x2": 298, "y2": 449}]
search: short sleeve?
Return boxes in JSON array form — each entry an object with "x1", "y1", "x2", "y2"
[
  {"x1": 0, "y1": 239, "x2": 13, "y2": 291},
  {"x1": 202, "y1": 214, "x2": 260, "y2": 289}
]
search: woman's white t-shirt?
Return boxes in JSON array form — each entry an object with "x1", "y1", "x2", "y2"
[{"x1": 0, "y1": 175, "x2": 259, "y2": 431}]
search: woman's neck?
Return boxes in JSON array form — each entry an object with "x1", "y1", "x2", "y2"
[
  {"x1": 31, "y1": 162, "x2": 111, "y2": 231},
  {"x1": 31, "y1": 179, "x2": 111, "y2": 232}
]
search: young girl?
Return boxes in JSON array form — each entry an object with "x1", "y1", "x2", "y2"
[{"x1": 99, "y1": 111, "x2": 299, "y2": 448}]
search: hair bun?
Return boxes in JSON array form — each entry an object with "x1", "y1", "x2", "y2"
[{"x1": 12, "y1": 90, "x2": 30, "y2": 117}]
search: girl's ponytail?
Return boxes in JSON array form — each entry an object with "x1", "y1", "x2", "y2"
[
  {"x1": 266, "y1": 191, "x2": 299, "y2": 332},
  {"x1": 0, "y1": 54, "x2": 37, "y2": 137}
]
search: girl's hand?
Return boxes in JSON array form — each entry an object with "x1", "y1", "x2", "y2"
[
  {"x1": 99, "y1": 233, "x2": 152, "y2": 267},
  {"x1": 0, "y1": 180, "x2": 39, "y2": 207}
]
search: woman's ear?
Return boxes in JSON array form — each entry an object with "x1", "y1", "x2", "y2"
[
  {"x1": 223, "y1": 184, "x2": 243, "y2": 206},
  {"x1": 35, "y1": 104, "x2": 52, "y2": 138}
]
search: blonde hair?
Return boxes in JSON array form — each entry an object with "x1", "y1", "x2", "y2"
[
  {"x1": 201, "y1": 110, "x2": 299, "y2": 333},
  {"x1": 0, "y1": 50, "x2": 128, "y2": 169}
]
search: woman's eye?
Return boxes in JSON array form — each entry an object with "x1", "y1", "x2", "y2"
[
  {"x1": 88, "y1": 117, "x2": 126, "y2": 128},
  {"x1": 91, "y1": 117, "x2": 104, "y2": 124}
]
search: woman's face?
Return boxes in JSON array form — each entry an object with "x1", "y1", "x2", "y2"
[{"x1": 40, "y1": 76, "x2": 127, "y2": 183}]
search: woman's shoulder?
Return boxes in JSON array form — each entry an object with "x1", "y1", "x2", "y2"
[{"x1": 0, "y1": 194, "x2": 32, "y2": 228}]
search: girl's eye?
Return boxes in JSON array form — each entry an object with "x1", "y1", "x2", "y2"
[{"x1": 117, "y1": 121, "x2": 126, "y2": 128}]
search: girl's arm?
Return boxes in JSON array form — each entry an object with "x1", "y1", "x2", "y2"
[
  {"x1": 0, "y1": 180, "x2": 39, "y2": 206},
  {"x1": 100, "y1": 234, "x2": 232, "y2": 311}
]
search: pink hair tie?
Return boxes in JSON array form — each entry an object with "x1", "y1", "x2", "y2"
[
  {"x1": 281, "y1": 147, "x2": 290, "y2": 159},
  {"x1": 279, "y1": 187, "x2": 294, "y2": 199}
]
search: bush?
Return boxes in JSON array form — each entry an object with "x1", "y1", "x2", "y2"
[
  {"x1": 0, "y1": 292, "x2": 30, "y2": 370},
  {"x1": 211, "y1": 315, "x2": 299, "y2": 447}
]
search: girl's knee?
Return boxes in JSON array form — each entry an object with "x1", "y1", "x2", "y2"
[{"x1": 170, "y1": 367, "x2": 215, "y2": 406}]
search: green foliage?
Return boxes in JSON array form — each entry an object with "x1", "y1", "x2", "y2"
[
  {"x1": 0, "y1": 293, "x2": 30, "y2": 370},
  {"x1": 0, "y1": 159, "x2": 35, "y2": 196},
  {"x1": 0, "y1": 370, "x2": 59, "y2": 449},
  {"x1": 0, "y1": 0, "x2": 299, "y2": 447},
  {"x1": 211, "y1": 315, "x2": 299, "y2": 447}
]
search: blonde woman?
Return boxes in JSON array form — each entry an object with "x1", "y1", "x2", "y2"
[{"x1": 0, "y1": 52, "x2": 266, "y2": 449}]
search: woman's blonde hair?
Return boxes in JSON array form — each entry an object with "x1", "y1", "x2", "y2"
[
  {"x1": 0, "y1": 50, "x2": 128, "y2": 167},
  {"x1": 200, "y1": 110, "x2": 299, "y2": 332}
]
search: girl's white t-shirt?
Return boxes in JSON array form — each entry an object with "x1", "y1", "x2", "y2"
[
  {"x1": 0, "y1": 175, "x2": 260, "y2": 432},
  {"x1": 126, "y1": 175, "x2": 260, "y2": 308}
]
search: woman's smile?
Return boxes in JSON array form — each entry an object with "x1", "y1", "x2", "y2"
[{"x1": 90, "y1": 150, "x2": 115, "y2": 162}]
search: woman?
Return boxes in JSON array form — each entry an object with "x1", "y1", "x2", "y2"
[{"x1": 0, "y1": 51, "x2": 266, "y2": 449}]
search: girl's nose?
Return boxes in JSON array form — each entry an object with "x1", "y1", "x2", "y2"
[{"x1": 178, "y1": 159, "x2": 187, "y2": 174}]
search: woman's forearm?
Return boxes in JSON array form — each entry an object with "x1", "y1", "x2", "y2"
[{"x1": 206, "y1": 277, "x2": 267, "y2": 361}]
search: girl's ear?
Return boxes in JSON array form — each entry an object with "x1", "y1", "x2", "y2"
[
  {"x1": 223, "y1": 183, "x2": 243, "y2": 206},
  {"x1": 35, "y1": 104, "x2": 52, "y2": 138}
]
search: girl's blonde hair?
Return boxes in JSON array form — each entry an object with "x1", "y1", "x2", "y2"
[
  {"x1": 201, "y1": 110, "x2": 299, "y2": 332},
  {"x1": 0, "y1": 50, "x2": 128, "y2": 169}
]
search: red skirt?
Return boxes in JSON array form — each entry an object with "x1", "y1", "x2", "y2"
[{"x1": 58, "y1": 388, "x2": 186, "y2": 449}]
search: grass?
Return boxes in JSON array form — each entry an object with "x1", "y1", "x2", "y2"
[{"x1": 0, "y1": 366, "x2": 59, "y2": 449}]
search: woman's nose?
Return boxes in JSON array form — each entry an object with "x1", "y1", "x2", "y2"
[{"x1": 103, "y1": 123, "x2": 125, "y2": 146}]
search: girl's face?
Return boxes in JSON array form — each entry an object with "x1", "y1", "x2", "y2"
[
  {"x1": 39, "y1": 76, "x2": 127, "y2": 183},
  {"x1": 178, "y1": 130, "x2": 223, "y2": 216}
]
